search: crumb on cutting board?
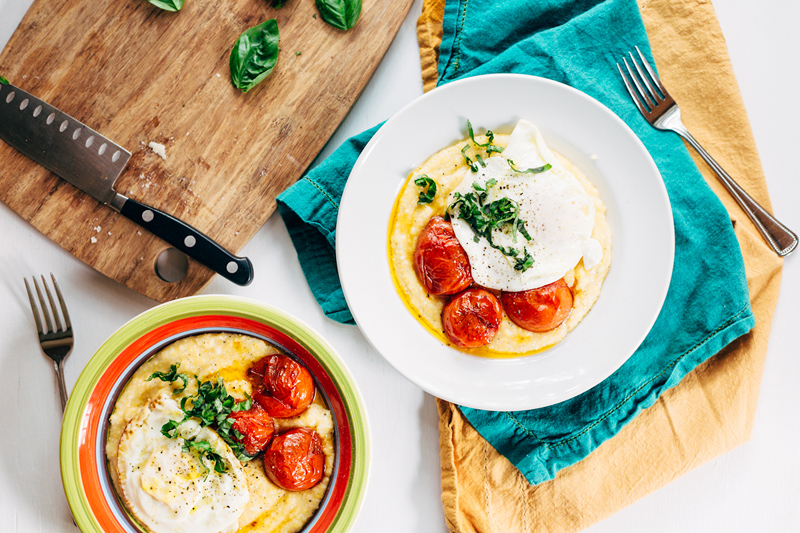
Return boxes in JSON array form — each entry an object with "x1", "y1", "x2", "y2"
[{"x1": 148, "y1": 142, "x2": 167, "y2": 160}]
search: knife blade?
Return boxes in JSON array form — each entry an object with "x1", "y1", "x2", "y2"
[{"x1": 0, "y1": 81, "x2": 253, "y2": 285}]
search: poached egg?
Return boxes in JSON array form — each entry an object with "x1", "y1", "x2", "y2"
[
  {"x1": 448, "y1": 119, "x2": 602, "y2": 292},
  {"x1": 116, "y1": 394, "x2": 250, "y2": 533}
]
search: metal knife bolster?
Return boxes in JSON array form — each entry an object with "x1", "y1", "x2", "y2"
[{"x1": 0, "y1": 82, "x2": 131, "y2": 206}]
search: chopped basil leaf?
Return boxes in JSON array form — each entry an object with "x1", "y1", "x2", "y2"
[
  {"x1": 146, "y1": 0, "x2": 184, "y2": 12},
  {"x1": 315, "y1": 0, "x2": 361, "y2": 31},
  {"x1": 461, "y1": 145, "x2": 479, "y2": 173},
  {"x1": 447, "y1": 181, "x2": 535, "y2": 271},
  {"x1": 467, "y1": 119, "x2": 504, "y2": 154},
  {"x1": 507, "y1": 159, "x2": 552, "y2": 174},
  {"x1": 414, "y1": 175, "x2": 437, "y2": 204},
  {"x1": 272, "y1": 0, "x2": 286, "y2": 7},
  {"x1": 160, "y1": 376, "x2": 253, "y2": 461},
  {"x1": 182, "y1": 438, "x2": 227, "y2": 473},
  {"x1": 146, "y1": 363, "x2": 188, "y2": 394},
  {"x1": 230, "y1": 19, "x2": 280, "y2": 93},
  {"x1": 0, "y1": 76, "x2": 8, "y2": 85}
]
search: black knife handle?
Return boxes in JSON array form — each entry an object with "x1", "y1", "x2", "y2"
[{"x1": 117, "y1": 196, "x2": 254, "y2": 286}]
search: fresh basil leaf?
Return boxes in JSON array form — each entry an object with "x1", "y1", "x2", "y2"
[
  {"x1": 461, "y1": 145, "x2": 479, "y2": 173},
  {"x1": 272, "y1": 0, "x2": 286, "y2": 7},
  {"x1": 315, "y1": 0, "x2": 361, "y2": 31},
  {"x1": 230, "y1": 19, "x2": 280, "y2": 93},
  {"x1": 414, "y1": 175, "x2": 437, "y2": 204},
  {"x1": 507, "y1": 159, "x2": 552, "y2": 174},
  {"x1": 146, "y1": 0, "x2": 184, "y2": 12},
  {"x1": 447, "y1": 183, "x2": 535, "y2": 271},
  {"x1": 160, "y1": 418, "x2": 186, "y2": 438},
  {"x1": 0, "y1": 76, "x2": 8, "y2": 85},
  {"x1": 467, "y1": 119, "x2": 504, "y2": 154},
  {"x1": 182, "y1": 438, "x2": 227, "y2": 473},
  {"x1": 146, "y1": 363, "x2": 188, "y2": 394}
]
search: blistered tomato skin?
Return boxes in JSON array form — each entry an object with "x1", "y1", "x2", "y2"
[
  {"x1": 252, "y1": 354, "x2": 315, "y2": 418},
  {"x1": 442, "y1": 288, "x2": 503, "y2": 348},
  {"x1": 228, "y1": 403, "x2": 275, "y2": 456},
  {"x1": 414, "y1": 216, "x2": 474, "y2": 296},
  {"x1": 501, "y1": 279, "x2": 574, "y2": 332},
  {"x1": 263, "y1": 427, "x2": 325, "y2": 491}
]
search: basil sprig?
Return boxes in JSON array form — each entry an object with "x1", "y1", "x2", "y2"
[
  {"x1": 230, "y1": 19, "x2": 280, "y2": 93},
  {"x1": 508, "y1": 159, "x2": 552, "y2": 174},
  {"x1": 0, "y1": 76, "x2": 8, "y2": 85},
  {"x1": 414, "y1": 175, "x2": 437, "y2": 204},
  {"x1": 315, "y1": 0, "x2": 362, "y2": 31},
  {"x1": 146, "y1": 363, "x2": 188, "y2": 394},
  {"x1": 160, "y1": 375, "x2": 254, "y2": 462},
  {"x1": 448, "y1": 181, "x2": 534, "y2": 272},
  {"x1": 182, "y1": 437, "x2": 228, "y2": 474},
  {"x1": 146, "y1": 0, "x2": 184, "y2": 12}
]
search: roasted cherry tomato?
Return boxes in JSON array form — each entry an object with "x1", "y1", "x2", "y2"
[
  {"x1": 414, "y1": 216, "x2": 473, "y2": 296},
  {"x1": 263, "y1": 427, "x2": 325, "y2": 491},
  {"x1": 442, "y1": 288, "x2": 503, "y2": 348},
  {"x1": 252, "y1": 354, "x2": 315, "y2": 418},
  {"x1": 228, "y1": 402, "x2": 275, "y2": 456},
  {"x1": 501, "y1": 279, "x2": 574, "y2": 332}
]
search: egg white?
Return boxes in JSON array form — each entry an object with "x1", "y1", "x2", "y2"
[
  {"x1": 448, "y1": 119, "x2": 603, "y2": 292},
  {"x1": 116, "y1": 394, "x2": 250, "y2": 533}
]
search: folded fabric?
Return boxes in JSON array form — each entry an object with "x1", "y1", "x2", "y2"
[{"x1": 277, "y1": 0, "x2": 755, "y2": 485}]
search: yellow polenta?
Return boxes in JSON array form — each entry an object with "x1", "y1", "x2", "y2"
[
  {"x1": 388, "y1": 135, "x2": 612, "y2": 356},
  {"x1": 106, "y1": 333, "x2": 334, "y2": 533}
]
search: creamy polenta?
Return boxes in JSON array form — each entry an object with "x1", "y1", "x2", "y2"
[
  {"x1": 106, "y1": 333, "x2": 334, "y2": 533},
  {"x1": 388, "y1": 134, "x2": 612, "y2": 356}
]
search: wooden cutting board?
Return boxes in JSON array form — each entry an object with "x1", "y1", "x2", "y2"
[{"x1": 0, "y1": 0, "x2": 413, "y2": 301}]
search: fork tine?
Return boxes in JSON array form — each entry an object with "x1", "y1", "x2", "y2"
[
  {"x1": 617, "y1": 63, "x2": 651, "y2": 117},
  {"x1": 50, "y1": 273, "x2": 72, "y2": 331},
  {"x1": 24, "y1": 278, "x2": 45, "y2": 335},
  {"x1": 635, "y1": 46, "x2": 668, "y2": 96},
  {"x1": 42, "y1": 274, "x2": 64, "y2": 332},
  {"x1": 628, "y1": 51, "x2": 660, "y2": 103},
  {"x1": 622, "y1": 57, "x2": 655, "y2": 109},
  {"x1": 33, "y1": 276, "x2": 54, "y2": 335}
]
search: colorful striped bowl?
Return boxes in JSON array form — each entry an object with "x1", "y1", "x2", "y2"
[{"x1": 60, "y1": 295, "x2": 370, "y2": 533}]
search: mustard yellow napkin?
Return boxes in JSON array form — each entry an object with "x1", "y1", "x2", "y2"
[{"x1": 419, "y1": 0, "x2": 784, "y2": 531}]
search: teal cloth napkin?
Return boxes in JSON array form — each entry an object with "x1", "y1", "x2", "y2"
[{"x1": 277, "y1": 0, "x2": 755, "y2": 485}]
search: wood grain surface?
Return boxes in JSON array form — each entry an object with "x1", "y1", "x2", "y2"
[{"x1": 0, "y1": 0, "x2": 412, "y2": 301}]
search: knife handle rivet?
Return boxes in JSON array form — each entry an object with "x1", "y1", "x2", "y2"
[
  {"x1": 5, "y1": 91, "x2": 14, "y2": 104},
  {"x1": 19, "y1": 98, "x2": 29, "y2": 111},
  {"x1": 46, "y1": 112, "x2": 55, "y2": 125},
  {"x1": 98, "y1": 143, "x2": 107, "y2": 156},
  {"x1": 85, "y1": 136, "x2": 95, "y2": 148},
  {"x1": 142, "y1": 210, "x2": 154, "y2": 222},
  {"x1": 227, "y1": 261, "x2": 239, "y2": 274},
  {"x1": 33, "y1": 105, "x2": 42, "y2": 118},
  {"x1": 72, "y1": 128, "x2": 82, "y2": 140},
  {"x1": 112, "y1": 151, "x2": 121, "y2": 163},
  {"x1": 59, "y1": 120, "x2": 68, "y2": 133},
  {"x1": 184, "y1": 235, "x2": 196, "y2": 248}
]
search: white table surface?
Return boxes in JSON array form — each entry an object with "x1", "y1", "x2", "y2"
[{"x1": 0, "y1": 0, "x2": 797, "y2": 531}]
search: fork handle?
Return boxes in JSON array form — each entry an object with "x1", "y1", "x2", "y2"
[
  {"x1": 676, "y1": 128, "x2": 798, "y2": 256},
  {"x1": 54, "y1": 360, "x2": 68, "y2": 412}
]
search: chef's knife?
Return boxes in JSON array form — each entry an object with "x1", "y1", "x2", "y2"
[{"x1": 0, "y1": 81, "x2": 254, "y2": 286}]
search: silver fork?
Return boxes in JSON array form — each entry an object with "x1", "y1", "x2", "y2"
[
  {"x1": 617, "y1": 46, "x2": 797, "y2": 257},
  {"x1": 24, "y1": 274, "x2": 73, "y2": 411}
]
